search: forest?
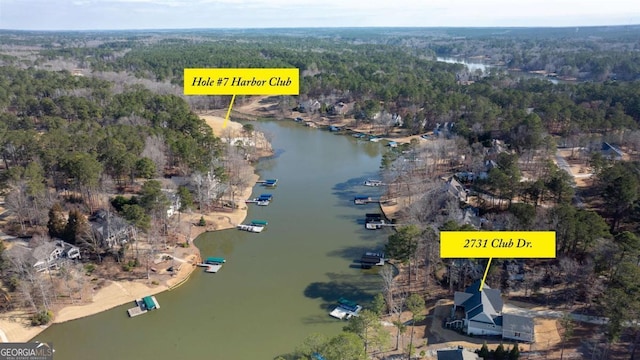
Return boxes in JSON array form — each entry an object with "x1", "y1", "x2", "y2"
[{"x1": 0, "y1": 26, "x2": 639, "y2": 359}]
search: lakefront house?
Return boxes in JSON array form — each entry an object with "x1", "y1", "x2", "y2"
[{"x1": 447, "y1": 280, "x2": 535, "y2": 343}]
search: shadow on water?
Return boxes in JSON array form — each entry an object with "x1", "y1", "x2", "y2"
[
  {"x1": 255, "y1": 148, "x2": 285, "y2": 172},
  {"x1": 331, "y1": 173, "x2": 385, "y2": 208},
  {"x1": 303, "y1": 271, "x2": 382, "y2": 309},
  {"x1": 327, "y1": 245, "x2": 385, "y2": 263}
]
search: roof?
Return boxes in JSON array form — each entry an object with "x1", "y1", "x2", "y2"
[
  {"x1": 32, "y1": 242, "x2": 58, "y2": 263},
  {"x1": 464, "y1": 280, "x2": 503, "y2": 312},
  {"x1": 602, "y1": 142, "x2": 624, "y2": 157},
  {"x1": 90, "y1": 210, "x2": 130, "y2": 239},
  {"x1": 205, "y1": 257, "x2": 226, "y2": 264},
  {"x1": 454, "y1": 292, "x2": 473, "y2": 306},
  {"x1": 142, "y1": 296, "x2": 156, "y2": 310},
  {"x1": 455, "y1": 280, "x2": 503, "y2": 324},
  {"x1": 503, "y1": 313, "x2": 534, "y2": 334},
  {"x1": 437, "y1": 348, "x2": 482, "y2": 360}
]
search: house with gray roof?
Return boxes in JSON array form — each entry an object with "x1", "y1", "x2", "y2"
[
  {"x1": 90, "y1": 209, "x2": 133, "y2": 248},
  {"x1": 449, "y1": 280, "x2": 535, "y2": 342},
  {"x1": 445, "y1": 177, "x2": 469, "y2": 202},
  {"x1": 6, "y1": 240, "x2": 80, "y2": 272}
]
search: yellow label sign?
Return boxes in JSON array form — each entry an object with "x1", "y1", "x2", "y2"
[
  {"x1": 440, "y1": 231, "x2": 556, "y2": 258},
  {"x1": 184, "y1": 68, "x2": 299, "y2": 95}
]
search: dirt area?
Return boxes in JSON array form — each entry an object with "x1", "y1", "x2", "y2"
[{"x1": 556, "y1": 149, "x2": 595, "y2": 188}]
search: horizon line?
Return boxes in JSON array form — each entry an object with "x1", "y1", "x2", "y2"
[{"x1": 2, "y1": 24, "x2": 640, "y2": 33}]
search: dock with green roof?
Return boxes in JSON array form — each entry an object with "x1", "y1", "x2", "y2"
[{"x1": 127, "y1": 295, "x2": 160, "y2": 317}]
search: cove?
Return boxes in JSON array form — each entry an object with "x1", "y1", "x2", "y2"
[{"x1": 34, "y1": 120, "x2": 391, "y2": 359}]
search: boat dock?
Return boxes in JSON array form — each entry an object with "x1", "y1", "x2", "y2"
[
  {"x1": 364, "y1": 179, "x2": 384, "y2": 187},
  {"x1": 365, "y1": 213, "x2": 386, "y2": 229},
  {"x1": 197, "y1": 263, "x2": 223, "y2": 273},
  {"x1": 237, "y1": 224, "x2": 264, "y2": 233},
  {"x1": 329, "y1": 297, "x2": 362, "y2": 320},
  {"x1": 354, "y1": 195, "x2": 380, "y2": 205},
  {"x1": 360, "y1": 251, "x2": 385, "y2": 268},
  {"x1": 257, "y1": 179, "x2": 278, "y2": 187},
  {"x1": 246, "y1": 193, "x2": 273, "y2": 206},
  {"x1": 127, "y1": 296, "x2": 160, "y2": 318},
  {"x1": 197, "y1": 257, "x2": 226, "y2": 273}
]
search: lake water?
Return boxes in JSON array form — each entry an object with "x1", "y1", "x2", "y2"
[
  {"x1": 437, "y1": 56, "x2": 562, "y2": 84},
  {"x1": 437, "y1": 57, "x2": 489, "y2": 73},
  {"x1": 34, "y1": 121, "x2": 392, "y2": 359}
]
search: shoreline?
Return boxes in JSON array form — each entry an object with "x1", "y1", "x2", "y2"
[{"x1": 0, "y1": 115, "x2": 267, "y2": 343}]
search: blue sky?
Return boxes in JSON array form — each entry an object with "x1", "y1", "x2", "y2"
[{"x1": 1, "y1": 0, "x2": 639, "y2": 30}]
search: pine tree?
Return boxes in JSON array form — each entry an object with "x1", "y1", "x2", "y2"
[
  {"x1": 478, "y1": 341, "x2": 490, "y2": 359},
  {"x1": 494, "y1": 342, "x2": 506, "y2": 360},
  {"x1": 65, "y1": 209, "x2": 88, "y2": 244},
  {"x1": 508, "y1": 343, "x2": 520, "y2": 360},
  {"x1": 47, "y1": 203, "x2": 67, "y2": 239}
]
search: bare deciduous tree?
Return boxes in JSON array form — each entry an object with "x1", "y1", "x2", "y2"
[{"x1": 141, "y1": 135, "x2": 167, "y2": 177}]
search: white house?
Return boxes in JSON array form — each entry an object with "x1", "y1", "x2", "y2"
[
  {"x1": 8, "y1": 240, "x2": 82, "y2": 272},
  {"x1": 449, "y1": 280, "x2": 535, "y2": 342}
]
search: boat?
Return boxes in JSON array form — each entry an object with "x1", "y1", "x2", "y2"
[
  {"x1": 353, "y1": 195, "x2": 372, "y2": 205},
  {"x1": 127, "y1": 295, "x2": 160, "y2": 317},
  {"x1": 329, "y1": 297, "x2": 362, "y2": 320},
  {"x1": 250, "y1": 219, "x2": 268, "y2": 226},
  {"x1": 256, "y1": 200, "x2": 270, "y2": 206},
  {"x1": 364, "y1": 179, "x2": 384, "y2": 187},
  {"x1": 237, "y1": 224, "x2": 264, "y2": 233}
]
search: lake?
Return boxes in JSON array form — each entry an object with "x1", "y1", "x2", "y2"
[
  {"x1": 35, "y1": 120, "x2": 392, "y2": 359},
  {"x1": 437, "y1": 56, "x2": 563, "y2": 84}
]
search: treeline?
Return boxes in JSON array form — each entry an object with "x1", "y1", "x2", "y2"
[
  {"x1": 29, "y1": 34, "x2": 640, "y2": 139},
  {"x1": 4, "y1": 30, "x2": 638, "y2": 140}
]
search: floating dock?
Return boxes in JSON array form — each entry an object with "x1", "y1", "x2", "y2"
[
  {"x1": 237, "y1": 224, "x2": 264, "y2": 233},
  {"x1": 197, "y1": 257, "x2": 226, "y2": 273},
  {"x1": 127, "y1": 296, "x2": 160, "y2": 317},
  {"x1": 196, "y1": 263, "x2": 222, "y2": 273}
]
